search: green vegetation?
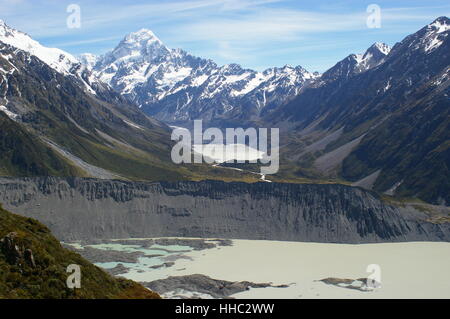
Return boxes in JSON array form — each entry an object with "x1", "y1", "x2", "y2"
[
  {"x1": 0, "y1": 45, "x2": 265, "y2": 183},
  {"x1": 1, "y1": 42, "x2": 448, "y2": 205},
  {"x1": 0, "y1": 204, "x2": 160, "y2": 299},
  {"x1": 0, "y1": 113, "x2": 84, "y2": 177}
]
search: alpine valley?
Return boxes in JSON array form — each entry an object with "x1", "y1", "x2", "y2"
[
  {"x1": 0, "y1": 20, "x2": 260, "y2": 183},
  {"x1": 0, "y1": 13, "x2": 449, "y2": 299},
  {"x1": 81, "y1": 16, "x2": 449, "y2": 205}
]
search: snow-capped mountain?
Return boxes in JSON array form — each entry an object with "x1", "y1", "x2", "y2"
[
  {"x1": 0, "y1": 19, "x2": 78, "y2": 75},
  {"x1": 267, "y1": 17, "x2": 450, "y2": 205},
  {"x1": 405, "y1": 16, "x2": 450, "y2": 53},
  {"x1": 145, "y1": 63, "x2": 318, "y2": 125},
  {"x1": 0, "y1": 15, "x2": 448, "y2": 205},
  {"x1": 0, "y1": 19, "x2": 108, "y2": 96},
  {"x1": 91, "y1": 29, "x2": 205, "y2": 99},
  {"x1": 319, "y1": 42, "x2": 391, "y2": 83},
  {"x1": 84, "y1": 29, "x2": 396, "y2": 126},
  {"x1": 0, "y1": 19, "x2": 160, "y2": 131},
  {"x1": 87, "y1": 29, "x2": 318, "y2": 125},
  {"x1": 0, "y1": 30, "x2": 189, "y2": 182}
]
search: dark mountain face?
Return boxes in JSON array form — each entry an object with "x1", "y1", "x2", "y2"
[
  {"x1": 319, "y1": 42, "x2": 391, "y2": 83},
  {"x1": 270, "y1": 18, "x2": 449, "y2": 127},
  {"x1": 267, "y1": 17, "x2": 450, "y2": 205},
  {"x1": 0, "y1": 42, "x2": 181, "y2": 180},
  {"x1": 0, "y1": 112, "x2": 81, "y2": 177}
]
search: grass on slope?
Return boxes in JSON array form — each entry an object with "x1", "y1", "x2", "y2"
[
  {"x1": 0, "y1": 204, "x2": 160, "y2": 299},
  {"x1": 0, "y1": 112, "x2": 84, "y2": 177}
]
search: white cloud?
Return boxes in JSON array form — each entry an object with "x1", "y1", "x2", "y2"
[
  {"x1": 54, "y1": 36, "x2": 123, "y2": 48},
  {"x1": 171, "y1": 9, "x2": 366, "y2": 44}
]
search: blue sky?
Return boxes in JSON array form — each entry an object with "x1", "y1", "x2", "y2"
[{"x1": 1, "y1": 0, "x2": 449, "y2": 72}]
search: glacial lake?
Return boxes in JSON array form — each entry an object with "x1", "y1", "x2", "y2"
[{"x1": 65, "y1": 238, "x2": 450, "y2": 299}]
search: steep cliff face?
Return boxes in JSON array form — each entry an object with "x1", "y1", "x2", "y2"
[{"x1": 0, "y1": 177, "x2": 448, "y2": 243}]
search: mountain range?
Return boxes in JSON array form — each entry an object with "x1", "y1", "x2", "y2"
[
  {"x1": 80, "y1": 29, "x2": 396, "y2": 127},
  {"x1": 82, "y1": 29, "x2": 318, "y2": 126},
  {"x1": 0, "y1": 16, "x2": 449, "y2": 205},
  {"x1": 0, "y1": 20, "x2": 260, "y2": 183}
]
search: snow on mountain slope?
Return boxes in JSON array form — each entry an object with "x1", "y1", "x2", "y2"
[
  {"x1": 0, "y1": 20, "x2": 78, "y2": 75},
  {"x1": 79, "y1": 53, "x2": 98, "y2": 69},
  {"x1": 319, "y1": 42, "x2": 391, "y2": 83},
  {"x1": 91, "y1": 29, "x2": 176, "y2": 96},
  {"x1": 417, "y1": 16, "x2": 449, "y2": 52},
  {"x1": 85, "y1": 29, "x2": 395, "y2": 125},
  {"x1": 0, "y1": 20, "x2": 107, "y2": 97},
  {"x1": 87, "y1": 29, "x2": 318, "y2": 124},
  {"x1": 356, "y1": 42, "x2": 391, "y2": 71},
  {"x1": 0, "y1": 20, "x2": 409, "y2": 127}
]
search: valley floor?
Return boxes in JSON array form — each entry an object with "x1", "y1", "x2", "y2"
[{"x1": 66, "y1": 238, "x2": 450, "y2": 299}]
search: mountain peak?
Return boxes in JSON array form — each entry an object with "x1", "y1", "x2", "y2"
[
  {"x1": 0, "y1": 19, "x2": 19, "y2": 35},
  {"x1": 431, "y1": 16, "x2": 449, "y2": 24},
  {"x1": 124, "y1": 28, "x2": 162, "y2": 45},
  {"x1": 428, "y1": 16, "x2": 450, "y2": 33},
  {"x1": 0, "y1": 19, "x2": 10, "y2": 30},
  {"x1": 402, "y1": 16, "x2": 450, "y2": 53},
  {"x1": 95, "y1": 28, "x2": 170, "y2": 71},
  {"x1": 0, "y1": 20, "x2": 78, "y2": 74},
  {"x1": 367, "y1": 42, "x2": 391, "y2": 56},
  {"x1": 322, "y1": 43, "x2": 391, "y2": 81},
  {"x1": 106, "y1": 28, "x2": 169, "y2": 62}
]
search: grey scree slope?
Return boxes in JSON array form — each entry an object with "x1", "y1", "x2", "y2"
[{"x1": 0, "y1": 177, "x2": 448, "y2": 243}]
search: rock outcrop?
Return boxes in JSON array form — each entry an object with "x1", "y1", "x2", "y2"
[
  {"x1": 143, "y1": 274, "x2": 287, "y2": 299},
  {"x1": 0, "y1": 232, "x2": 36, "y2": 268}
]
